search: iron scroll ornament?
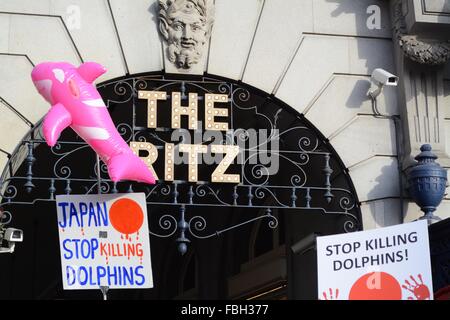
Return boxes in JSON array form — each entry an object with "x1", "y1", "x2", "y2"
[{"x1": 0, "y1": 73, "x2": 362, "y2": 254}]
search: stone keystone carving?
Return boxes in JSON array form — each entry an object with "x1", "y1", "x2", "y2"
[{"x1": 159, "y1": 0, "x2": 215, "y2": 72}]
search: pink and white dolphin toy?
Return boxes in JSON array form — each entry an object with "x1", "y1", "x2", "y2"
[{"x1": 31, "y1": 61, "x2": 156, "y2": 184}]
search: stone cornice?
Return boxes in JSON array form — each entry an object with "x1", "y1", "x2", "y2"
[{"x1": 392, "y1": 0, "x2": 450, "y2": 66}]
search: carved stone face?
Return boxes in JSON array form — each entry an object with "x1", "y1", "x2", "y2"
[{"x1": 159, "y1": 0, "x2": 214, "y2": 70}]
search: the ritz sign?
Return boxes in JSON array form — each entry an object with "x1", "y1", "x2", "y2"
[{"x1": 129, "y1": 90, "x2": 245, "y2": 184}]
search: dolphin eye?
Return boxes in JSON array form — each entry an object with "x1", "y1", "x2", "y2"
[{"x1": 68, "y1": 79, "x2": 80, "y2": 98}]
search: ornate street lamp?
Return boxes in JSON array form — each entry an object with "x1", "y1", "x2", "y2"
[{"x1": 407, "y1": 144, "x2": 448, "y2": 224}]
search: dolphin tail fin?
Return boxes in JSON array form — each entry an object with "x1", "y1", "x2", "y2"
[
  {"x1": 43, "y1": 103, "x2": 72, "y2": 147},
  {"x1": 107, "y1": 153, "x2": 156, "y2": 185},
  {"x1": 77, "y1": 62, "x2": 106, "y2": 83}
]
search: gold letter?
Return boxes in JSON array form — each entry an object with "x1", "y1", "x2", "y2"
[
  {"x1": 211, "y1": 145, "x2": 240, "y2": 183},
  {"x1": 172, "y1": 92, "x2": 198, "y2": 130},
  {"x1": 138, "y1": 91, "x2": 167, "y2": 128},
  {"x1": 205, "y1": 94, "x2": 229, "y2": 131},
  {"x1": 165, "y1": 143, "x2": 175, "y2": 182},
  {"x1": 179, "y1": 144, "x2": 207, "y2": 182}
]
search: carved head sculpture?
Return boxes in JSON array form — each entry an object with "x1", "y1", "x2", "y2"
[{"x1": 159, "y1": 0, "x2": 215, "y2": 70}]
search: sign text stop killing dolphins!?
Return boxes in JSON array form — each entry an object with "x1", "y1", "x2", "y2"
[{"x1": 327, "y1": 231, "x2": 417, "y2": 271}]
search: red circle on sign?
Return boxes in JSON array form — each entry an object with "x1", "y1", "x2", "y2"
[
  {"x1": 109, "y1": 198, "x2": 144, "y2": 235},
  {"x1": 349, "y1": 272, "x2": 402, "y2": 300}
]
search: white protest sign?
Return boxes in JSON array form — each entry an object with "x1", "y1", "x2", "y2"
[
  {"x1": 317, "y1": 220, "x2": 433, "y2": 300},
  {"x1": 56, "y1": 193, "x2": 153, "y2": 289}
]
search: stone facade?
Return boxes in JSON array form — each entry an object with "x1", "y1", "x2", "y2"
[
  {"x1": 390, "y1": 0, "x2": 450, "y2": 223},
  {"x1": 1, "y1": 0, "x2": 449, "y2": 228}
]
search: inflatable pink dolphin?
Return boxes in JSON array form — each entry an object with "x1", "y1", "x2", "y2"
[{"x1": 31, "y1": 61, "x2": 156, "y2": 184}]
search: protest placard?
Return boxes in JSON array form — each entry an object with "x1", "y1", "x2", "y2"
[
  {"x1": 56, "y1": 193, "x2": 153, "y2": 289},
  {"x1": 317, "y1": 220, "x2": 433, "y2": 300}
]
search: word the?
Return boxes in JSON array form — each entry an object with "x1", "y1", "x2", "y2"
[{"x1": 139, "y1": 91, "x2": 229, "y2": 131}]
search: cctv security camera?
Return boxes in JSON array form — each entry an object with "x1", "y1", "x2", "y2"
[
  {"x1": 291, "y1": 233, "x2": 318, "y2": 255},
  {"x1": 4, "y1": 228, "x2": 23, "y2": 243},
  {"x1": 0, "y1": 228, "x2": 23, "y2": 253},
  {"x1": 371, "y1": 68, "x2": 398, "y2": 86},
  {"x1": 368, "y1": 69, "x2": 398, "y2": 99}
]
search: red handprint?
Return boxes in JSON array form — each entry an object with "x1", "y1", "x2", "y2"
[
  {"x1": 402, "y1": 274, "x2": 430, "y2": 300},
  {"x1": 321, "y1": 288, "x2": 339, "y2": 300}
]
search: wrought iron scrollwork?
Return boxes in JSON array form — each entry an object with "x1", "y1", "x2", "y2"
[
  {"x1": 147, "y1": 205, "x2": 280, "y2": 254},
  {"x1": 0, "y1": 73, "x2": 362, "y2": 254}
]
